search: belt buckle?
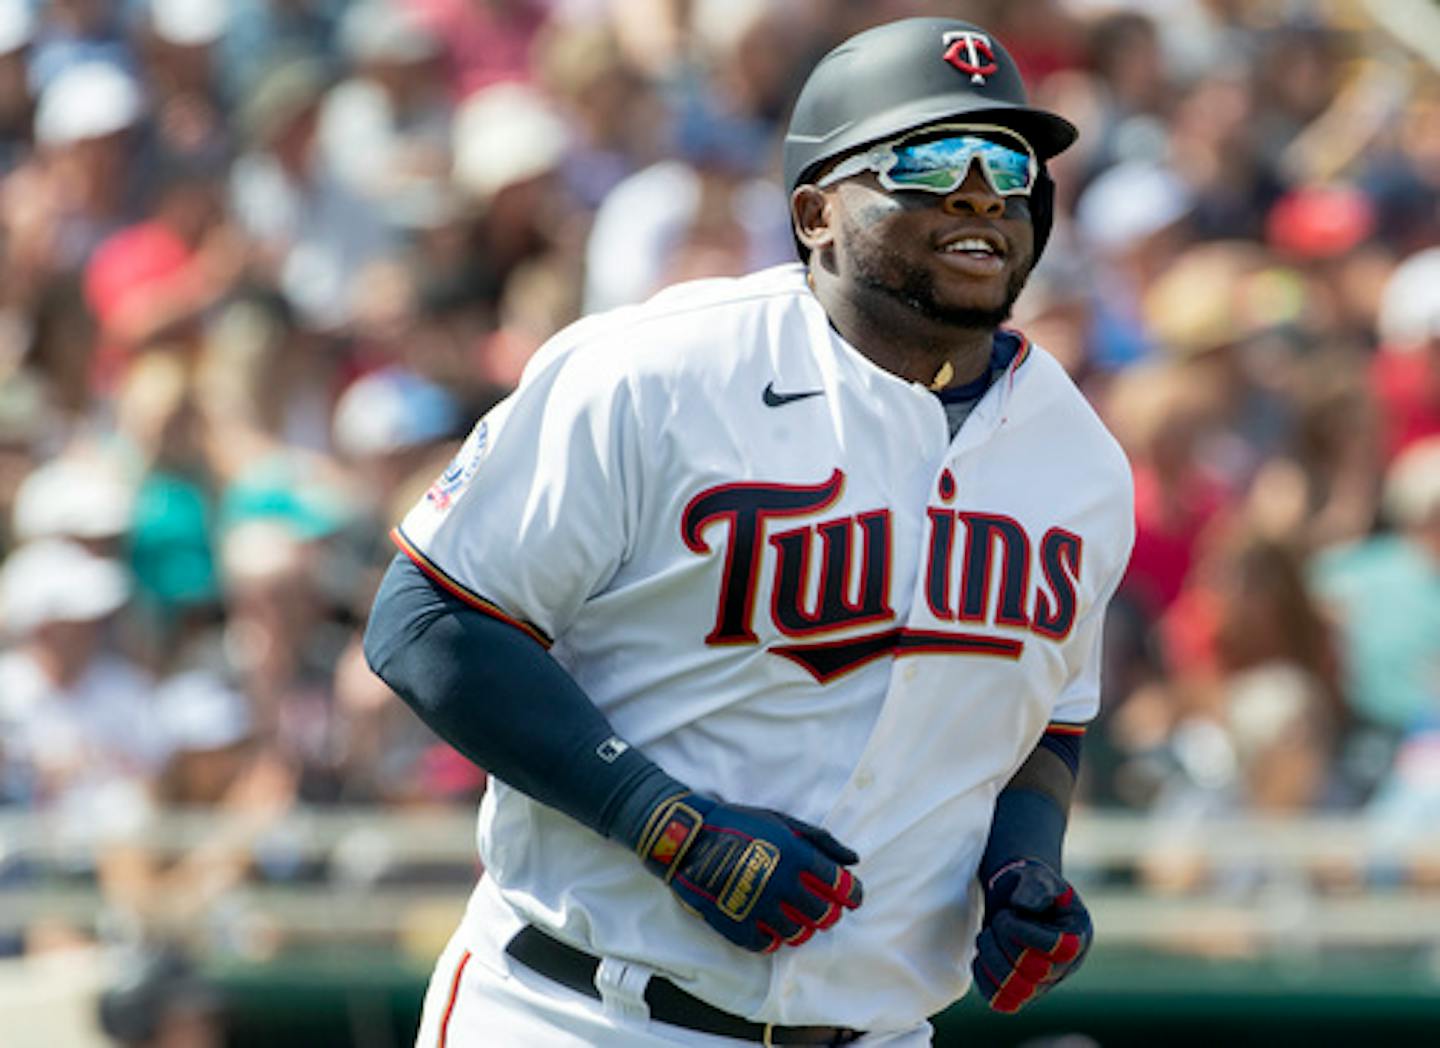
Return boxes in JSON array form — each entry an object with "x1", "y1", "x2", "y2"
[{"x1": 762, "y1": 1023, "x2": 776, "y2": 1047}]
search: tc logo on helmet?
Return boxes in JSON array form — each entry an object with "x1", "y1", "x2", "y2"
[{"x1": 942, "y1": 30, "x2": 998, "y2": 84}]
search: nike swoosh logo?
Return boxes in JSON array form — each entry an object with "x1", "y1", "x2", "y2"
[{"x1": 763, "y1": 382, "x2": 824, "y2": 408}]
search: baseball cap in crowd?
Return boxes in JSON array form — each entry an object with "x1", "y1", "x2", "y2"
[
  {"x1": 11, "y1": 454, "x2": 135, "y2": 543},
  {"x1": 0, "y1": 0, "x2": 33, "y2": 56},
  {"x1": 340, "y1": 0, "x2": 440, "y2": 66},
  {"x1": 453, "y1": 82, "x2": 569, "y2": 203},
  {"x1": 155, "y1": 671, "x2": 254, "y2": 752},
  {"x1": 149, "y1": 0, "x2": 228, "y2": 48},
  {"x1": 332, "y1": 367, "x2": 460, "y2": 458},
  {"x1": 1143, "y1": 241, "x2": 1304, "y2": 357},
  {"x1": 1265, "y1": 185, "x2": 1375, "y2": 260},
  {"x1": 35, "y1": 61, "x2": 144, "y2": 146},
  {"x1": 1383, "y1": 436, "x2": 1440, "y2": 529},
  {"x1": 239, "y1": 58, "x2": 328, "y2": 148},
  {"x1": 128, "y1": 471, "x2": 221, "y2": 610},
  {"x1": 1075, "y1": 160, "x2": 1192, "y2": 255},
  {"x1": 221, "y1": 453, "x2": 357, "y2": 542},
  {"x1": 0, "y1": 538, "x2": 131, "y2": 636},
  {"x1": 1377, "y1": 247, "x2": 1440, "y2": 350},
  {"x1": 218, "y1": 517, "x2": 308, "y2": 588}
]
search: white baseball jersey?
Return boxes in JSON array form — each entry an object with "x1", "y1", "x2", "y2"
[{"x1": 396, "y1": 263, "x2": 1134, "y2": 1034}]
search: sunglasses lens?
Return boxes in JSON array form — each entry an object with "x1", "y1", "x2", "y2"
[
  {"x1": 885, "y1": 135, "x2": 1033, "y2": 195},
  {"x1": 981, "y1": 144, "x2": 1033, "y2": 192}
]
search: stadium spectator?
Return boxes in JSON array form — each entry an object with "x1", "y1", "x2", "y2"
[
  {"x1": 27, "y1": 0, "x2": 135, "y2": 94},
  {"x1": 0, "y1": 539, "x2": 160, "y2": 806},
  {"x1": 0, "y1": 0, "x2": 35, "y2": 175},
  {"x1": 407, "y1": 0, "x2": 551, "y2": 99},
  {"x1": 1072, "y1": 158, "x2": 1194, "y2": 371},
  {"x1": 1312, "y1": 437, "x2": 1440, "y2": 797},
  {"x1": 1108, "y1": 360, "x2": 1234, "y2": 617},
  {"x1": 217, "y1": 0, "x2": 345, "y2": 103},
  {"x1": 83, "y1": 157, "x2": 244, "y2": 393},
  {"x1": 318, "y1": 0, "x2": 452, "y2": 230},
  {"x1": 1371, "y1": 247, "x2": 1440, "y2": 462},
  {"x1": 24, "y1": 59, "x2": 147, "y2": 273},
  {"x1": 229, "y1": 57, "x2": 395, "y2": 332}
]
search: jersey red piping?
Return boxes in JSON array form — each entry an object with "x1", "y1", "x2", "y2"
[
  {"x1": 1003, "y1": 329, "x2": 1032, "y2": 374},
  {"x1": 437, "y1": 949, "x2": 472, "y2": 1048},
  {"x1": 391, "y1": 527, "x2": 554, "y2": 649}
]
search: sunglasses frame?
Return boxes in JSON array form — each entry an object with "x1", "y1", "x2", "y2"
[{"x1": 816, "y1": 123, "x2": 1038, "y2": 198}]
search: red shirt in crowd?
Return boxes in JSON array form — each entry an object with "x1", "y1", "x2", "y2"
[
  {"x1": 83, "y1": 219, "x2": 195, "y2": 391},
  {"x1": 1372, "y1": 347, "x2": 1440, "y2": 464}
]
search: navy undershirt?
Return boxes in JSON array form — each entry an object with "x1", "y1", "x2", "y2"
[{"x1": 935, "y1": 331, "x2": 1020, "y2": 438}]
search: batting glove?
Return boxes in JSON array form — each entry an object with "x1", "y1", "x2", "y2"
[
  {"x1": 635, "y1": 792, "x2": 863, "y2": 954},
  {"x1": 971, "y1": 858, "x2": 1092, "y2": 1013}
]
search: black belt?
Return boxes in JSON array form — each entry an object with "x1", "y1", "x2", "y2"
[{"x1": 504, "y1": 925, "x2": 864, "y2": 1045}]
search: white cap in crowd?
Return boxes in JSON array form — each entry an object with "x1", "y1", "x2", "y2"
[
  {"x1": 1384, "y1": 437, "x2": 1440, "y2": 530},
  {"x1": 332, "y1": 368, "x2": 459, "y2": 458},
  {"x1": 0, "y1": 0, "x2": 33, "y2": 56},
  {"x1": 453, "y1": 82, "x2": 570, "y2": 204},
  {"x1": 11, "y1": 455, "x2": 135, "y2": 543},
  {"x1": 1377, "y1": 247, "x2": 1440, "y2": 350},
  {"x1": 340, "y1": 0, "x2": 440, "y2": 66},
  {"x1": 0, "y1": 539, "x2": 131, "y2": 636},
  {"x1": 1075, "y1": 160, "x2": 1193, "y2": 256},
  {"x1": 149, "y1": 0, "x2": 229, "y2": 48},
  {"x1": 155, "y1": 671, "x2": 255, "y2": 753},
  {"x1": 35, "y1": 61, "x2": 145, "y2": 146}
]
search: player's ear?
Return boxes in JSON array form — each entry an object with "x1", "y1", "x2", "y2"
[{"x1": 791, "y1": 184, "x2": 835, "y2": 253}]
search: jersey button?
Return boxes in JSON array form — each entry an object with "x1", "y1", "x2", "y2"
[{"x1": 855, "y1": 768, "x2": 875, "y2": 789}]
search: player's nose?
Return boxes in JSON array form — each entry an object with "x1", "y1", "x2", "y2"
[{"x1": 941, "y1": 161, "x2": 1005, "y2": 219}]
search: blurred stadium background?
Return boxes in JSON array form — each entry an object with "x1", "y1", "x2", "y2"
[{"x1": 0, "y1": 0, "x2": 1438, "y2": 1045}]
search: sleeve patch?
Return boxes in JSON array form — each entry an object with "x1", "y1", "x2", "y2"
[{"x1": 425, "y1": 419, "x2": 489, "y2": 513}]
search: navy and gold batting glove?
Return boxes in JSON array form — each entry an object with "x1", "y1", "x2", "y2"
[
  {"x1": 636, "y1": 792, "x2": 863, "y2": 954},
  {"x1": 971, "y1": 858, "x2": 1092, "y2": 1013}
]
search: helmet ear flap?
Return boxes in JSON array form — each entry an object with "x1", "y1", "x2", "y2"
[{"x1": 1030, "y1": 164, "x2": 1055, "y2": 265}]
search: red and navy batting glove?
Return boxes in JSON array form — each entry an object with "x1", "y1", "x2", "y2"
[
  {"x1": 971, "y1": 858, "x2": 1092, "y2": 1013},
  {"x1": 636, "y1": 792, "x2": 863, "y2": 954}
]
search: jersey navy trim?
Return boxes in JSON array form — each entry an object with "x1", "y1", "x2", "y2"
[
  {"x1": 391, "y1": 527, "x2": 554, "y2": 649},
  {"x1": 997, "y1": 328, "x2": 1031, "y2": 374},
  {"x1": 771, "y1": 626, "x2": 1024, "y2": 684}
]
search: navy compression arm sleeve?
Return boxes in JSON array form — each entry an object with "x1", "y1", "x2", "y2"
[
  {"x1": 978, "y1": 730, "x2": 1083, "y2": 881},
  {"x1": 363, "y1": 553, "x2": 684, "y2": 845}
]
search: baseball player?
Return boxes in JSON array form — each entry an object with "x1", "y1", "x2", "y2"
[{"x1": 365, "y1": 17, "x2": 1134, "y2": 1047}]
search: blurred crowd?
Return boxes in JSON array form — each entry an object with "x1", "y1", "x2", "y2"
[{"x1": 0, "y1": 0, "x2": 1437, "y2": 984}]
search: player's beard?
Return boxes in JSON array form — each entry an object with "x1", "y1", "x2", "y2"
[{"x1": 851, "y1": 244, "x2": 1031, "y2": 331}]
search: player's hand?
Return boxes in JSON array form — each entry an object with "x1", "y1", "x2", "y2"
[
  {"x1": 636, "y1": 793, "x2": 863, "y2": 953},
  {"x1": 971, "y1": 858, "x2": 1092, "y2": 1013}
]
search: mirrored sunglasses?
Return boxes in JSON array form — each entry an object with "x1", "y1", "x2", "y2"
[{"x1": 817, "y1": 123, "x2": 1037, "y2": 197}]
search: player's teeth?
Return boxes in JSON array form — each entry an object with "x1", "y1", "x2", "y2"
[{"x1": 946, "y1": 239, "x2": 995, "y2": 254}]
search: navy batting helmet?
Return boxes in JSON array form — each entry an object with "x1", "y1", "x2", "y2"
[{"x1": 783, "y1": 18, "x2": 1077, "y2": 260}]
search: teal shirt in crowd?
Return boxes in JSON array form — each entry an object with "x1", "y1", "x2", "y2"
[{"x1": 1312, "y1": 535, "x2": 1440, "y2": 732}]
